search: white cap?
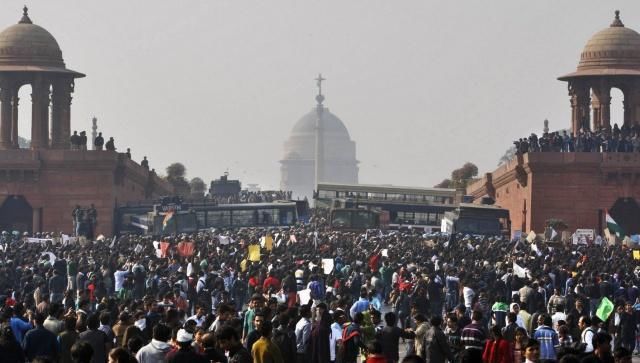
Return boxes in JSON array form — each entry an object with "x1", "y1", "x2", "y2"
[{"x1": 176, "y1": 329, "x2": 193, "y2": 343}]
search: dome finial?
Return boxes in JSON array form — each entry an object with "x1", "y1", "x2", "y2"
[
  {"x1": 315, "y1": 73, "x2": 326, "y2": 105},
  {"x1": 611, "y1": 10, "x2": 624, "y2": 27},
  {"x1": 19, "y1": 5, "x2": 32, "y2": 24}
]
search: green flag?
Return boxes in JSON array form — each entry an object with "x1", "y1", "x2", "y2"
[{"x1": 596, "y1": 297, "x2": 614, "y2": 322}]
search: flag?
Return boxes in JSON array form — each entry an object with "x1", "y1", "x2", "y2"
[
  {"x1": 606, "y1": 210, "x2": 625, "y2": 238},
  {"x1": 596, "y1": 297, "x2": 614, "y2": 322},
  {"x1": 162, "y1": 211, "x2": 174, "y2": 231},
  {"x1": 633, "y1": 250, "x2": 640, "y2": 260}
]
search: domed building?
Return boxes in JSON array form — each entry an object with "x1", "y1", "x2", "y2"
[
  {"x1": 0, "y1": 7, "x2": 171, "y2": 235},
  {"x1": 559, "y1": 10, "x2": 640, "y2": 132},
  {"x1": 467, "y1": 10, "x2": 640, "y2": 237},
  {"x1": 280, "y1": 77, "x2": 358, "y2": 199}
]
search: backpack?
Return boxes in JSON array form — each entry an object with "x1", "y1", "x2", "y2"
[{"x1": 309, "y1": 280, "x2": 324, "y2": 300}]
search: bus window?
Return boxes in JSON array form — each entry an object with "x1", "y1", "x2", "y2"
[
  {"x1": 232, "y1": 210, "x2": 255, "y2": 227},
  {"x1": 415, "y1": 212, "x2": 429, "y2": 225},
  {"x1": 331, "y1": 210, "x2": 351, "y2": 228},
  {"x1": 206, "y1": 211, "x2": 231, "y2": 227},
  {"x1": 196, "y1": 211, "x2": 206, "y2": 228}
]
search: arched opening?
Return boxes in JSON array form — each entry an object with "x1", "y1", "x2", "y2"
[
  {"x1": 609, "y1": 197, "x2": 640, "y2": 235},
  {"x1": 0, "y1": 195, "x2": 32, "y2": 232},
  {"x1": 610, "y1": 87, "x2": 624, "y2": 128},
  {"x1": 16, "y1": 84, "x2": 32, "y2": 148}
]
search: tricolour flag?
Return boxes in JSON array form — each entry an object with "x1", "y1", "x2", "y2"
[
  {"x1": 162, "y1": 211, "x2": 174, "y2": 231},
  {"x1": 605, "y1": 210, "x2": 625, "y2": 238}
]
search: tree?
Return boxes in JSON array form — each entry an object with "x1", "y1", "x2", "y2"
[
  {"x1": 498, "y1": 146, "x2": 516, "y2": 166},
  {"x1": 165, "y1": 162, "x2": 190, "y2": 197},
  {"x1": 189, "y1": 177, "x2": 206, "y2": 198},
  {"x1": 166, "y1": 163, "x2": 186, "y2": 179},
  {"x1": 434, "y1": 162, "x2": 479, "y2": 189}
]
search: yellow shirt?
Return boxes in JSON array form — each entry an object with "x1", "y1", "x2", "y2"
[{"x1": 251, "y1": 336, "x2": 284, "y2": 363}]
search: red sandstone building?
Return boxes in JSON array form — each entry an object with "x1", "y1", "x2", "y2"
[
  {"x1": 467, "y1": 11, "x2": 640, "y2": 237},
  {"x1": 0, "y1": 8, "x2": 171, "y2": 235}
]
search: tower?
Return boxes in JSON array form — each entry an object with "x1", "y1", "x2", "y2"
[
  {"x1": 559, "y1": 11, "x2": 640, "y2": 134},
  {"x1": 0, "y1": 6, "x2": 85, "y2": 149},
  {"x1": 280, "y1": 76, "x2": 359, "y2": 199},
  {"x1": 314, "y1": 73, "x2": 325, "y2": 189}
]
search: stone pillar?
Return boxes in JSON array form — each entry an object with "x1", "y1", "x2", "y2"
[
  {"x1": 569, "y1": 82, "x2": 591, "y2": 135},
  {"x1": 11, "y1": 89, "x2": 19, "y2": 148},
  {"x1": 591, "y1": 97, "x2": 601, "y2": 130},
  {"x1": 597, "y1": 85, "x2": 611, "y2": 130},
  {"x1": 30, "y1": 78, "x2": 50, "y2": 149},
  {"x1": 0, "y1": 83, "x2": 12, "y2": 149},
  {"x1": 51, "y1": 78, "x2": 72, "y2": 149}
]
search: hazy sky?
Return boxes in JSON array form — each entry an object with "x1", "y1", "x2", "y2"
[{"x1": 2, "y1": 1, "x2": 639, "y2": 189}]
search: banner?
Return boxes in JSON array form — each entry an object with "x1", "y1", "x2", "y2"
[
  {"x1": 513, "y1": 262, "x2": 527, "y2": 278},
  {"x1": 26, "y1": 238, "x2": 52, "y2": 244},
  {"x1": 248, "y1": 244, "x2": 260, "y2": 262},
  {"x1": 261, "y1": 236, "x2": 273, "y2": 251},
  {"x1": 526, "y1": 231, "x2": 537, "y2": 243},
  {"x1": 575, "y1": 229, "x2": 594, "y2": 244},
  {"x1": 218, "y1": 236, "x2": 235, "y2": 245},
  {"x1": 321, "y1": 259, "x2": 334, "y2": 275},
  {"x1": 177, "y1": 241, "x2": 195, "y2": 257},
  {"x1": 159, "y1": 242, "x2": 170, "y2": 258}
]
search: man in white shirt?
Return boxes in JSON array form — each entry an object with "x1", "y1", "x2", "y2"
[
  {"x1": 295, "y1": 305, "x2": 312, "y2": 361},
  {"x1": 579, "y1": 315, "x2": 596, "y2": 353},
  {"x1": 329, "y1": 311, "x2": 346, "y2": 363},
  {"x1": 113, "y1": 264, "x2": 130, "y2": 293},
  {"x1": 186, "y1": 305, "x2": 206, "y2": 327}
]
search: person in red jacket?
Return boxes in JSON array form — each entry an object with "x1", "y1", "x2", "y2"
[
  {"x1": 365, "y1": 340, "x2": 387, "y2": 363},
  {"x1": 483, "y1": 325, "x2": 514, "y2": 363},
  {"x1": 262, "y1": 271, "x2": 281, "y2": 293}
]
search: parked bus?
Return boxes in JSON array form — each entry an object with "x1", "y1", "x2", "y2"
[
  {"x1": 316, "y1": 182, "x2": 461, "y2": 232},
  {"x1": 115, "y1": 199, "x2": 307, "y2": 236},
  {"x1": 440, "y1": 203, "x2": 510, "y2": 236},
  {"x1": 329, "y1": 208, "x2": 380, "y2": 231}
]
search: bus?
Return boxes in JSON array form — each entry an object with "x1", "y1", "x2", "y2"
[
  {"x1": 440, "y1": 203, "x2": 510, "y2": 236},
  {"x1": 329, "y1": 208, "x2": 380, "y2": 231},
  {"x1": 316, "y1": 182, "x2": 461, "y2": 232},
  {"x1": 115, "y1": 199, "x2": 307, "y2": 236}
]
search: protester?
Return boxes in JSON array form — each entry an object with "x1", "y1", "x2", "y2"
[{"x1": 0, "y1": 206, "x2": 638, "y2": 363}]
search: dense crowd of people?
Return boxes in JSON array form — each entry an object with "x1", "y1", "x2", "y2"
[
  {"x1": 514, "y1": 123, "x2": 640, "y2": 155},
  {"x1": 0, "y1": 215, "x2": 637, "y2": 362}
]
